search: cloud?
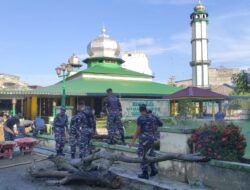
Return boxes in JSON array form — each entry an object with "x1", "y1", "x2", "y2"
[
  {"x1": 144, "y1": 0, "x2": 194, "y2": 5},
  {"x1": 215, "y1": 11, "x2": 250, "y2": 20},
  {"x1": 208, "y1": 12, "x2": 250, "y2": 65},
  {"x1": 120, "y1": 9, "x2": 250, "y2": 68},
  {"x1": 155, "y1": 10, "x2": 250, "y2": 66},
  {"x1": 19, "y1": 74, "x2": 59, "y2": 86},
  {"x1": 120, "y1": 37, "x2": 183, "y2": 56},
  {"x1": 120, "y1": 38, "x2": 155, "y2": 50}
]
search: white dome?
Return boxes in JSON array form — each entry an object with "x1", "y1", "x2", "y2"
[
  {"x1": 87, "y1": 27, "x2": 120, "y2": 58},
  {"x1": 68, "y1": 53, "x2": 80, "y2": 65}
]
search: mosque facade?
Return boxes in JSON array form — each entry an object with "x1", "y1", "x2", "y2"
[{"x1": 0, "y1": 27, "x2": 180, "y2": 120}]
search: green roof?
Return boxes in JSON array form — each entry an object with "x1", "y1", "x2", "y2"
[
  {"x1": 29, "y1": 78, "x2": 182, "y2": 97},
  {"x1": 78, "y1": 64, "x2": 152, "y2": 78}
]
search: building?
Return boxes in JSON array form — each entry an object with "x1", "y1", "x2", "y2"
[
  {"x1": 190, "y1": 0, "x2": 210, "y2": 88},
  {"x1": 121, "y1": 51, "x2": 153, "y2": 76},
  {"x1": 171, "y1": 1, "x2": 241, "y2": 96},
  {"x1": 209, "y1": 67, "x2": 240, "y2": 87},
  {"x1": 0, "y1": 74, "x2": 34, "y2": 115},
  {"x1": 0, "y1": 27, "x2": 180, "y2": 120},
  {"x1": 174, "y1": 67, "x2": 240, "y2": 95},
  {"x1": 0, "y1": 74, "x2": 31, "y2": 91}
]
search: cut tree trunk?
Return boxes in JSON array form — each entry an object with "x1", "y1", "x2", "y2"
[
  {"x1": 46, "y1": 170, "x2": 121, "y2": 189},
  {"x1": 28, "y1": 166, "x2": 121, "y2": 189},
  {"x1": 74, "y1": 149, "x2": 209, "y2": 168},
  {"x1": 28, "y1": 148, "x2": 209, "y2": 189}
]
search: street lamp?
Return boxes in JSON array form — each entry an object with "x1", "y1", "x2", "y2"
[{"x1": 55, "y1": 63, "x2": 72, "y2": 107}]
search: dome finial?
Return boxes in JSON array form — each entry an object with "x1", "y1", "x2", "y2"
[
  {"x1": 195, "y1": 0, "x2": 205, "y2": 11},
  {"x1": 101, "y1": 24, "x2": 106, "y2": 34}
]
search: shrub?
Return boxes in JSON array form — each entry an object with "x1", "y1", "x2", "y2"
[{"x1": 188, "y1": 122, "x2": 247, "y2": 161}]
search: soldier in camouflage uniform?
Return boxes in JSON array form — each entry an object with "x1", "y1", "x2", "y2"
[
  {"x1": 129, "y1": 104, "x2": 158, "y2": 179},
  {"x1": 79, "y1": 104, "x2": 96, "y2": 158},
  {"x1": 147, "y1": 110, "x2": 163, "y2": 140},
  {"x1": 103, "y1": 88, "x2": 125, "y2": 145},
  {"x1": 53, "y1": 107, "x2": 68, "y2": 156},
  {"x1": 69, "y1": 103, "x2": 83, "y2": 159}
]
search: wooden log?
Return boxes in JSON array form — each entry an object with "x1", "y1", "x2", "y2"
[
  {"x1": 92, "y1": 134, "x2": 132, "y2": 139},
  {"x1": 29, "y1": 155, "x2": 121, "y2": 189},
  {"x1": 46, "y1": 170, "x2": 121, "y2": 189},
  {"x1": 28, "y1": 169, "x2": 70, "y2": 178},
  {"x1": 75, "y1": 150, "x2": 209, "y2": 167},
  {"x1": 47, "y1": 155, "x2": 78, "y2": 172}
]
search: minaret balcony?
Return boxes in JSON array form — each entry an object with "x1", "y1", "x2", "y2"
[{"x1": 190, "y1": 60, "x2": 211, "y2": 66}]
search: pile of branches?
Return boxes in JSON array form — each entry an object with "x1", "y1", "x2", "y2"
[{"x1": 27, "y1": 149, "x2": 209, "y2": 189}]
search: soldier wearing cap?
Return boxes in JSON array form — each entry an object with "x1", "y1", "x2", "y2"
[
  {"x1": 103, "y1": 88, "x2": 125, "y2": 145},
  {"x1": 53, "y1": 107, "x2": 68, "y2": 156},
  {"x1": 129, "y1": 104, "x2": 158, "y2": 179}
]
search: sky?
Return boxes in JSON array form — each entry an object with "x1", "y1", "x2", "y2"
[{"x1": 0, "y1": 0, "x2": 250, "y2": 86}]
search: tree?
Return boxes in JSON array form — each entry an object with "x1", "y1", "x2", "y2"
[
  {"x1": 232, "y1": 69, "x2": 250, "y2": 95},
  {"x1": 28, "y1": 150, "x2": 209, "y2": 188}
]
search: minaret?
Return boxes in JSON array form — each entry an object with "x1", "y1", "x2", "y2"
[{"x1": 190, "y1": 0, "x2": 210, "y2": 88}]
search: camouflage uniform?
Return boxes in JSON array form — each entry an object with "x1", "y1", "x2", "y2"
[
  {"x1": 53, "y1": 113, "x2": 68, "y2": 155},
  {"x1": 103, "y1": 95, "x2": 124, "y2": 143},
  {"x1": 79, "y1": 107, "x2": 95, "y2": 158},
  {"x1": 151, "y1": 114, "x2": 163, "y2": 140},
  {"x1": 69, "y1": 112, "x2": 82, "y2": 157},
  {"x1": 137, "y1": 114, "x2": 156, "y2": 173}
]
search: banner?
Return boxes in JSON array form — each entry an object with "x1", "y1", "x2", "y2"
[{"x1": 120, "y1": 98, "x2": 170, "y2": 119}]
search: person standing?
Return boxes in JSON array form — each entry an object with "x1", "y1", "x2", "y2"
[
  {"x1": 215, "y1": 107, "x2": 225, "y2": 121},
  {"x1": 147, "y1": 110, "x2": 163, "y2": 141},
  {"x1": 79, "y1": 105, "x2": 96, "y2": 158},
  {"x1": 75, "y1": 102, "x2": 95, "y2": 158},
  {"x1": 129, "y1": 104, "x2": 158, "y2": 179},
  {"x1": 32, "y1": 116, "x2": 46, "y2": 137},
  {"x1": 103, "y1": 88, "x2": 125, "y2": 145},
  {"x1": 69, "y1": 102, "x2": 85, "y2": 159},
  {"x1": 53, "y1": 107, "x2": 68, "y2": 156}
]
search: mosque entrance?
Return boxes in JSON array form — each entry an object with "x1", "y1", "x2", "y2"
[{"x1": 94, "y1": 97, "x2": 103, "y2": 117}]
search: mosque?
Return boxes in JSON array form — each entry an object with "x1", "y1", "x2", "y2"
[
  {"x1": 0, "y1": 1, "x2": 224, "y2": 121},
  {"x1": 0, "y1": 26, "x2": 182, "y2": 120}
]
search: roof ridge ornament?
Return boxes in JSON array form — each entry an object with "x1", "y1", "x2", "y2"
[{"x1": 101, "y1": 24, "x2": 106, "y2": 34}]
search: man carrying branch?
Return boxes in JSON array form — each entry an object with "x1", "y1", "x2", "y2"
[{"x1": 129, "y1": 104, "x2": 158, "y2": 179}]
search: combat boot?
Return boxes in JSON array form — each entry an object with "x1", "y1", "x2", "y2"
[
  {"x1": 56, "y1": 151, "x2": 60, "y2": 156},
  {"x1": 58, "y1": 150, "x2": 65, "y2": 156},
  {"x1": 120, "y1": 134, "x2": 126, "y2": 145},
  {"x1": 138, "y1": 171, "x2": 149, "y2": 180},
  {"x1": 107, "y1": 139, "x2": 114, "y2": 145},
  {"x1": 150, "y1": 169, "x2": 158, "y2": 177}
]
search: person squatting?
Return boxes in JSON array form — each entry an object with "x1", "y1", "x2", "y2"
[
  {"x1": 103, "y1": 88, "x2": 125, "y2": 145},
  {"x1": 129, "y1": 104, "x2": 163, "y2": 180},
  {"x1": 69, "y1": 101, "x2": 96, "y2": 159}
]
